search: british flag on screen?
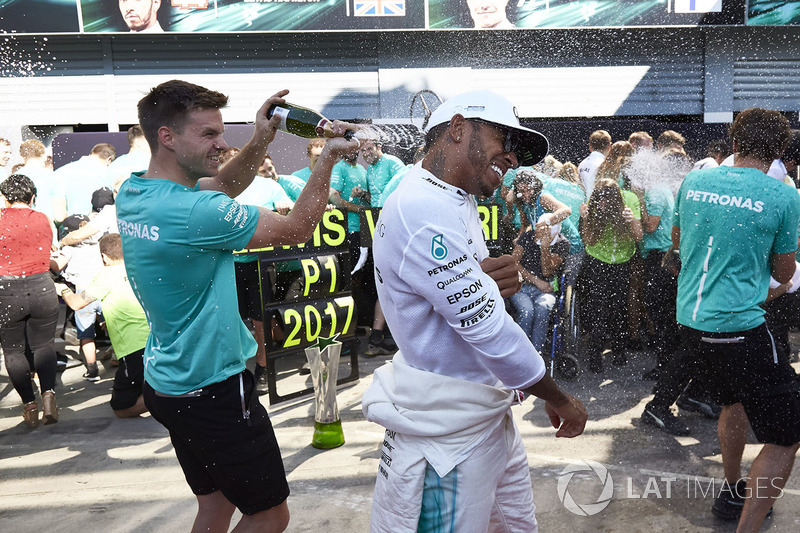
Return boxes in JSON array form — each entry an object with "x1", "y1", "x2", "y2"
[{"x1": 353, "y1": 0, "x2": 406, "y2": 17}]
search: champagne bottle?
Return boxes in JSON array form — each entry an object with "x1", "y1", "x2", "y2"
[{"x1": 267, "y1": 102, "x2": 353, "y2": 140}]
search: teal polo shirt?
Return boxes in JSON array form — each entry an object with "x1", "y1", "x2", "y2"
[
  {"x1": 375, "y1": 165, "x2": 411, "y2": 208},
  {"x1": 291, "y1": 166, "x2": 312, "y2": 184},
  {"x1": 543, "y1": 177, "x2": 586, "y2": 253},
  {"x1": 116, "y1": 173, "x2": 260, "y2": 394},
  {"x1": 366, "y1": 154, "x2": 405, "y2": 207},
  {"x1": 278, "y1": 174, "x2": 305, "y2": 202},
  {"x1": 675, "y1": 166, "x2": 800, "y2": 333},
  {"x1": 330, "y1": 159, "x2": 368, "y2": 232},
  {"x1": 641, "y1": 184, "x2": 675, "y2": 258}
]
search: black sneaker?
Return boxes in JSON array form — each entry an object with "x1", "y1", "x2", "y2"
[
  {"x1": 712, "y1": 479, "x2": 773, "y2": 521},
  {"x1": 254, "y1": 365, "x2": 269, "y2": 394},
  {"x1": 82, "y1": 365, "x2": 100, "y2": 382},
  {"x1": 677, "y1": 396, "x2": 721, "y2": 419},
  {"x1": 364, "y1": 340, "x2": 397, "y2": 358},
  {"x1": 712, "y1": 479, "x2": 747, "y2": 520},
  {"x1": 641, "y1": 404, "x2": 690, "y2": 436}
]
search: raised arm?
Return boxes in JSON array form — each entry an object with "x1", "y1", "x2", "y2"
[
  {"x1": 246, "y1": 133, "x2": 361, "y2": 248},
  {"x1": 539, "y1": 193, "x2": 572, "y2": 225},
  {"x1": 199, "y1": 90, "x2": 288, "y2": 198}
]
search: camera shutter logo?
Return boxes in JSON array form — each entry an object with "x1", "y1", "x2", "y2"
[{"x1": 557, "y1": 460, "x2": 614, "y2": 516}]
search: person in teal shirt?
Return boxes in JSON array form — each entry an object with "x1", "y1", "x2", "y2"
[
  {"x1": 542, "y1": 162, "x2": 586, "y2": 284},
  {"x1": 116, "y1": 80, "x2": 359, "y2": 531},
  {"x1": 646, "y1": 109, "x2": 800, "y2": 532},
  {"x1": 637, "y1": 180, "x2": 678, "y2": 377},
  {"x1": 374, "y1": 164, "x2": 411, "y2": 207},
  {"x1": 259, "y1": 154, "x2": 305, "y2": 202},
  {"x1": 329, "y1": 150, "x2": 368, "y2": 233},
  {"x1": 500, "y1": 165, "x2": 541, "y2": 232},
  {"x1": 359, "y1": 140, "x2": 405, "y2": 208},
  {"x1": 543, "y1": 163, "x2": 585, "y2": 253},
  {"x1": 377, "y1": 147, "x2": 423, "y2": 207},
  {"x1": 290, "y1": 138, "x2": 326, "y2": 184},
  {"x1": 350, "y1": 139, "x2": 404, "y2": 355}
]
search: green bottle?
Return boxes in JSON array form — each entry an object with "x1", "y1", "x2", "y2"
[{"x1": 267, "y1": 102, "x2": 353, "y2": 140}]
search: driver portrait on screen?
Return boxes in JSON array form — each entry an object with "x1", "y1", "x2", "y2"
[
  {"x1": 119, "y1": 0, "x2": 164, "y2": 32},
  {"x1": 466, "y1": 0, "x2": 514, "y2": 28}
]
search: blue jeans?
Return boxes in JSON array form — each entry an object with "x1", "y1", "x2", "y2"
[{"x1": 510, "y1": 283, "x2": 555, "y2": 353}]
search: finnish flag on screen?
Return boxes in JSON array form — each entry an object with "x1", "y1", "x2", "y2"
[{"x1": 674, "y1": 0, "x2": 722, "y2": 13}]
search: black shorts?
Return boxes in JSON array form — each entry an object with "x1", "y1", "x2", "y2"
[
  {"x1": 143, "y1": 370, "x2": 290, "y2": 514},
  {"x1": 110, "y1": 348, "x2": 145, "y2": 411},
  {"x1": 235, "y1": 261, "x2": 264, "y2": 322},
  {"x1": 684, "y1": 323, "x2": 800, "y2": 447}
]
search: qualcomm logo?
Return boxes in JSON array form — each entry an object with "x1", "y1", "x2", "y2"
[{"x1": 557, "y1": 460, "x2": 614, "y2": 516}]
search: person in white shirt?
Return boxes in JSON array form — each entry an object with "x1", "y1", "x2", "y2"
[
  {"x1": 108, "y1": 125, "x2": 151, "y2": 184},
  {"x1": 578, "y1": 129, "x2": 611, "y2": 197},
  {"x1": 363, "y1": 89, "x2": 587, "y2": 532},
  {"x1": 15, "y1": 139, "x2": 66, "y2": 224},
  {"x1": 692, "y1": 139, "x2": 730, "y2": 171},
  {"x1": 56, "y1": 143, "x2": 116, "y2": 217},
  {"x1": 720, "y1": 129, "x2": 800, "y2": 186}
]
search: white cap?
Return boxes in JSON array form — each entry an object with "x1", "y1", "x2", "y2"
[{"x1": 425, "y1": 89, "x2": 549, "y2": 167}]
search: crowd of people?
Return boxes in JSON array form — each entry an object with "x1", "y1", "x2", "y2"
[{"x1": 1, "y1": 83, "x2": 800, "y2": 532}]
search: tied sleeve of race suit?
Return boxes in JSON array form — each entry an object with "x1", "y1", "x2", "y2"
[
  {"x1": 185, "y1": 191, "x2": 260, "y2": 251},
  {"x1": 399, "y1": 224, "x2": 546, "y2": 391}
]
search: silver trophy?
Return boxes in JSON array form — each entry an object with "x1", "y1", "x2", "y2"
[{"x1": 304, "y1": 336, "x2": 345, "y2": 449}]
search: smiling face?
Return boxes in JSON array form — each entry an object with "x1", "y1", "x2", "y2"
[
  {"x1": 515, "y1": 180, "x2": 539, "y2": 204},
  {"x1": 168, "y1": 108, "x2": 228, "y2": 182},
  {"x1": 119, "y1": 0, "x2": 161, "y2": 32},
  {"x1": 464, "y1": 120, "x2": 518, "y2": 198},
  {"x1": 342, "y1": 149, "x2": 359, "y2": 164},
  {"x1": 0, "y1": 142, "x2": 11, "y2": 167},
  {"x1": 360, "y1": 141, "x2": 383, "y2": 166},
  {"x1": 466, "y1": 0, "x2": 509, "y2": 28},
  {"x1": 259, "y1": 157, "x2": 278, "y2": 180}
]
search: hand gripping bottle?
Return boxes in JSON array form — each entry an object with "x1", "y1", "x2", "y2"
[{"x1": 267, "y1": 102, "x2": 354, "y2": 140}]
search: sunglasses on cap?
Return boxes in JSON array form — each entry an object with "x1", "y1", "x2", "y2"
[{"x1": 470, "y1": 118, "x2": 522, "y2": 157}]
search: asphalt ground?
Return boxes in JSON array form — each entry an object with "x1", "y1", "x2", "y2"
[{"x1": 2, "y1": 324, "x2": 800, "y2": 532}]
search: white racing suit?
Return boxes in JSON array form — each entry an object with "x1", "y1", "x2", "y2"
[
  {"x1": 363, "y1": 353, "x2": 537, "y2": 533},
  {"x1": 366, "y1": 164, "x2": 547, "y2": 533}
]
